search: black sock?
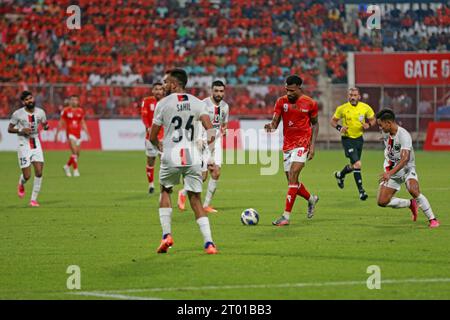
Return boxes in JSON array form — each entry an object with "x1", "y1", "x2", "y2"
[
  {"x1": 340, "y1": 164, "x2": 353, "y2": 178},
  {"x1": 353, "y1": 170, "x2": 364, "y2": 192}
]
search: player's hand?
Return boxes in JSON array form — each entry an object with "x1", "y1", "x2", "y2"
[
  {"x1": 20, "y1": 128, "x2": 32, "y2": 136},
  {"x1": 158, "y1": 141, "x2": 163, "y2": 152},
  {"x1": 340, "y1": 126, "x2": 348, "y2": 134},
  {"x1": 264, "y1": 123, "x2": 274, "y2": 133},
  {"x1": 308, "y1": 145, "x2": 315, "y2": 160},
  {"x1": 362, "y1": 122, "x2": 370, "y2": 130},
  {"x1": 379, "y1": 172, "x2": 391, "y2": 183},
  {"x1": 86, "y1": 133, "x2": 91, "y2": 141},
  {"x1": 221, "y1": 127, "x2": 227, "y2": 136}
]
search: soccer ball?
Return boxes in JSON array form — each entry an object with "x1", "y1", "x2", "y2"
[{"x1": 240, "y1": 208, "x2": 260, "y2": 226}]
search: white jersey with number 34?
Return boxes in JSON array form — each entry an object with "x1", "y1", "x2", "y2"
[{"x1": 153, "y1": 93, "x2": 209, "y2": 167}]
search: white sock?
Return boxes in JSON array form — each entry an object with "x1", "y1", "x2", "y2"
[
  {"x1": 416, "y1": 194, "x2": 436, "y2": 220},
  {"x1": 149, "y1": 182, "x2": 154, "y2": 188},
  {"x1": 31, "y1": 176, "x2": 42, "y2": 201},
  {"x1": 282, "y1": 212, "x2": 291, "y2": 220},
  {"x1": 196, "y1": 216, "x2": 213, "y2": 244},
  {"x1": 19, "y1": 174, "x2": 27, "y2": 185},
  {"x1": 159, "y1": 208, "x2": 172, "y2": 237},
  {"x1": 203, "y1": 178, "x2": 217, "y2": 207},
  {"x1": 386, "y1": 197, "x2": 411, "y2": 209}
]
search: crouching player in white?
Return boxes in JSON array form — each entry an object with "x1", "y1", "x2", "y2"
[
  {"x1": 376, "y1": 109, "x2": 440, "y2": 228},
  {"x1": 150, "y1": 68, "x2": 219, "y2": 254},
  {"x1": 8, "y1": 91, "x2": 49, "y2": 207},
  {"x1": 178, "y1": 80, "x2": 229, "y2": 213}
]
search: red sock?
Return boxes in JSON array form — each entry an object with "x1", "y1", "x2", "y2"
[
  {"x1": 72, "y1": 155, "x2": 78, "y2": 170},
  {"x1": 67, "y1": 155, "x2": 74, "y2": 167},
  {"x1": 146, "y1": 166, "x2": 154, "y2": 184},
  {"x1": 284, "y1": 184, "x2": 299, "y2": 213},
  {"x1": 297, "y1": 183, "x2": 311, "y2": 201}
]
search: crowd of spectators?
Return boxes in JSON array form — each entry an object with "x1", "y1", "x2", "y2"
[{"x1": 0, "y1": 0, "x2": 448, "y2": 118}]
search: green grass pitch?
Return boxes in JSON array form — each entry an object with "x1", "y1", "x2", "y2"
[{"x1": 0, "y1": 149, "x2": 449, "y2": 300}]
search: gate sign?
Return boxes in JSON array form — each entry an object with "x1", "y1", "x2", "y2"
[{"x1": 354, "y1": 53, "x2": 450, "y2": 85}]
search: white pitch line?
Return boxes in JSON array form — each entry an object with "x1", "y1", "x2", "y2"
[
  {"x1": 88, "y1": 278, "x2": 450, "y2": 295},
  {"x1": 68, "y1": 291, "x2": 162, "y2": 300}
]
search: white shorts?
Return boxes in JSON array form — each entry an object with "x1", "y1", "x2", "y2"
[
  {"x1": 380, "y1": 167, "x2": 419, "y2": 191},
  {"x1": 201, "y1": 139, "x2": 222, "y2": 171},
  {"x1": 68, "y1": 134, "x2": 82, "y2": 147},
  {"x1": 159, "y1": 165, "x2": 203, "y2": 193},
  {"x1": 145, "y1": 139, "x2": 159, "y2": 157},
  {"x1": 17, "y1": 145, "x2": 44, "y2": 168},
  {"x1": 283, "y1": 147, "x2": 308, "y2": 172}
]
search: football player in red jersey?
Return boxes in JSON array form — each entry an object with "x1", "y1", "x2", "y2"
[
  {"x1": 141, "y1": 82, "x2": 165, "y2": 194},
  {"x1": 55, "y1": 95, "x2": 90, "y2": 177},
  {"x1": 264, "y1": 75, "x2": 320, "y2": 226}
]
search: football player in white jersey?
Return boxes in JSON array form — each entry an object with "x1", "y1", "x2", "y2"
[
  {"x1": 8, "y1": 91, "x2": 49, "y2": 207},
  {"x1": 150, "y1": 68, "x2": 219, "y2": 254},
  {"x1": 177, "y1": 80, "x2": 229, "y2": 213},
  {"x1": 376, "y1": 109, "x2": 439, "y2": 228}
]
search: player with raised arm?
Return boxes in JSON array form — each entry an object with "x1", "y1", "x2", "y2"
[
  {"x1": 55, "y1": 95, "x2": 90, "y2": 177},
  {"x1": 8, "y1": 91, "x2": 49, "y2": 207},
  {"x1": 150, "y1": 68, "x2": 219, "y2": 254},
  {"x1": 264, "y1": 75, "x2": 319, "y2": 226},
  {"x1": 178, "y1": 80, "x2": 229, "y2": 213},
  {"x1": 376, "y1": 109, "x2": 439, "y2": 228},
  {"x1": 330, "y1": 87, "x2": 376, "y2": 200},
  {"x1": 140, "y1": 82, "x2": 165, "y2": 194}
]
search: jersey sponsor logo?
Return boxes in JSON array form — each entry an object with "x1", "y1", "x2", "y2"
[
  {"x1": 301, "y1": 108, "x2": 308, "y2": 113},
  {"x1": 288, "y1": 121, "x2": 293, "y2": 127},
  {"x1": 177, "y1": 94, "x2": 189, "y2": 102}
]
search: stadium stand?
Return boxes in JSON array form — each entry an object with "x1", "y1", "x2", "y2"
[{"x1": 0, "y1": 1, "x2": 448, "y2": 118}]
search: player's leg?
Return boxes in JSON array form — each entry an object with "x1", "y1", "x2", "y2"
[
  {"x1": 334, "y1": 139, "x2": 353, "y2": 189},
  {"x1": 406, "y1": 178, "x2": 439, "y2": 228},
  {"x1": 203, "y1": 143, "x2": 222, "y2": 213},
  {"x1": 146, "y1": 155, "x2": 156, "y2": 194},
  {"x1": 30, "y1": 161, "x2": 44, "y2": 207},
  {"x1": 377, "y1": 179, "x2": 413, "y2": 217},
  {"x1": 184, "y1": 166, "x2": 217, "y2": 254},
  {"x1": 352, "y1": 138, "x2": 367, "y2": 200},
  {"x1": 64, "y1": 137, "x2": 79, "y2": 177},
  {"x1": 156, "y1": 166, "x2": 178, "y2": 253},
  {"x1": 18, "y1": 166, "x2": 31, "y2": 199},
  {"x1": 203, "y1": 164, "x2": 220, "y2": 213},
  {"x1": 17, "y1": 148, "x2": 32, "y2": 198}
]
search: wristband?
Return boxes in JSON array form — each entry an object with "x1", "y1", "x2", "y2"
[{"x1": 336, "y1": 125, "x2": 342, "y2": 132}]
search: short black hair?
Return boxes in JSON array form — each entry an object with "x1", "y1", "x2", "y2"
[
  {"x1": 285, "y1": 75, "x2": 303, "y2": 87},
  {"x1": 376, "y1": 108, "x2": 396, "y2": 121},
  {"x1": 20, "y1": 90, "x2": 32, "y2": 101},
  {"x1": 166, "y1": 68, "x2": 188, "y2": 88},
  {"x1": 212, "y1": 80, "x2": 225, "y2": 88},
  {"x1": 153, "y1": 81, "x2": 163, "y2": 87}
]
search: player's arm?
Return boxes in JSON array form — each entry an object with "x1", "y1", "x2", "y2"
[
  {"x1": 149, "y1": 124, "x2": 162, "y2": 151},
  {"x1": 201, "y1": 114, "x2": 215, "y2": 147},
  {"x1": 308, "y1": 116, "x2": 319, "y2": 160},
  {"x1": 330, "y1": 116, "x2": 347, "y2": 134},
  {"x1": 380, "y1": 149, "x2": 410, "y2": 182},
  {"x1": 362, "y1": 116, "x2": 376, "y2": 130},
  {"x1": 81, "y1": 119, "x2": 90, "y2": 140},
  {"x1": 221, "y1": 122, "x2": 228, "y2": 136},
  {"x1": 8, "y1": 123, "x2": 31, "y2": 136},
  {"x1": 264, "y1": 114, "x2": 281, "y2": 132}
]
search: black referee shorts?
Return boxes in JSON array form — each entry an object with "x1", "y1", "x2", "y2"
[{"x1": 341, "y1": 136, "x2": 364, "y2": 164}]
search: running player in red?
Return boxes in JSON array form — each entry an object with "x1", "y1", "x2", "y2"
[
  {"x1": 264, "y1": 75, "x2": 320, "y2": 226},
  {"x1": 141, "y1": 82, "x2": 165, "y2": 194},
  {"x1": 55, "y1": 95, "x2": 90, "y2": 177}
]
